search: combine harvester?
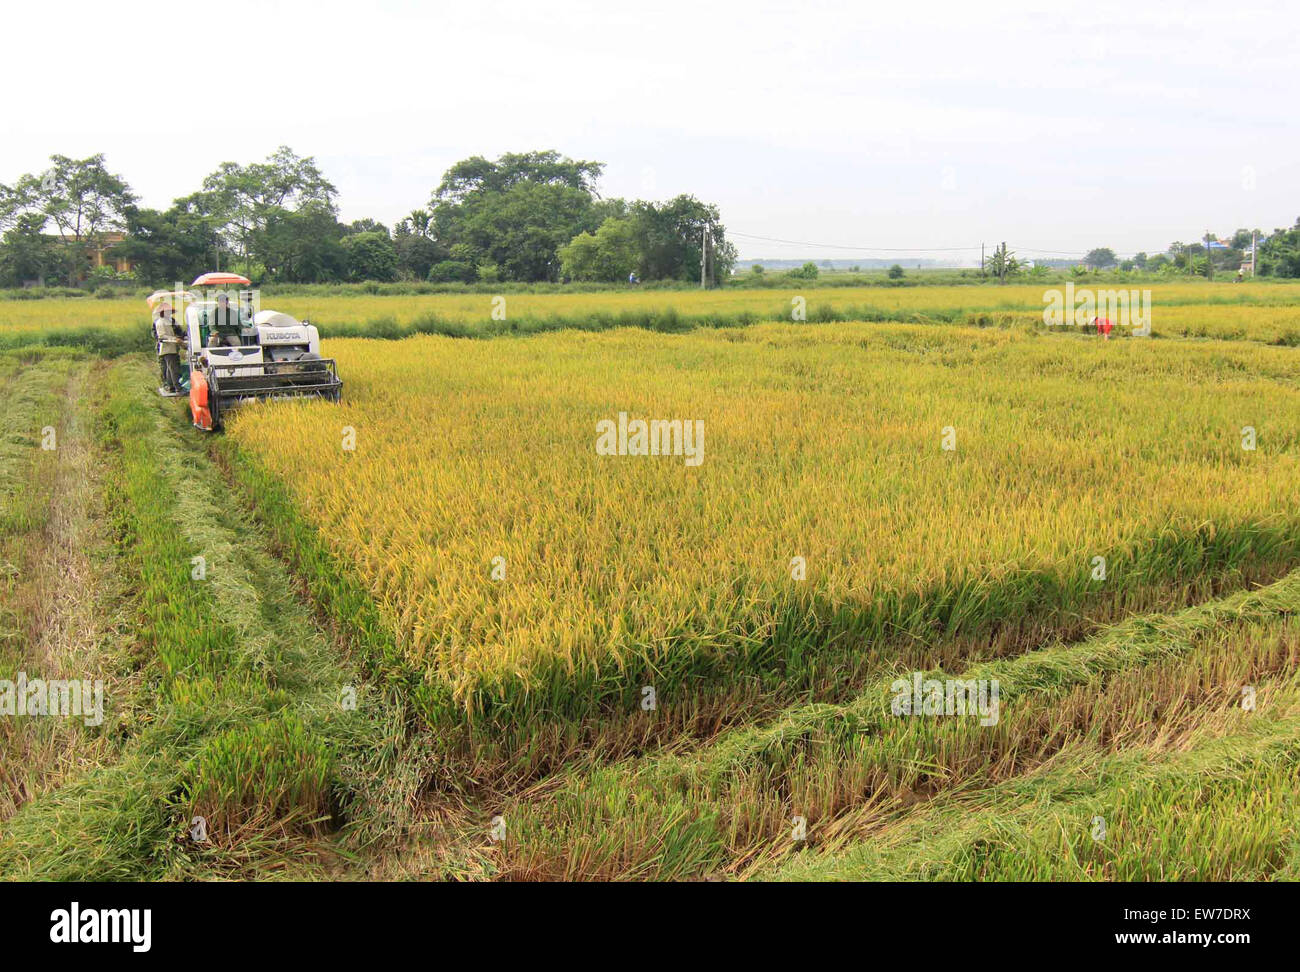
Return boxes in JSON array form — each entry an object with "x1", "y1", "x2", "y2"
[{"x1": 150, "y1": 272, "x2": 342, "y2": 431}]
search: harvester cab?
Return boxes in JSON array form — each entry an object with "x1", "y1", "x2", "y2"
[{"x1": 174, "y1": 272, "x2": 342, "y2": 431}]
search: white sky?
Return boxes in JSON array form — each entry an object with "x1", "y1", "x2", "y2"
[{"x1": 2, "y1": 0, "x2": 1295, "y2": 261}]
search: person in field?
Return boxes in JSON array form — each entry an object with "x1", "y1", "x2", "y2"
[
  {"x1": 1092, "y1": 315, "x2": 1114, "y2": 340},
  {"x1": 153, "y1": 302, "x2": 184, "y2": 391}
]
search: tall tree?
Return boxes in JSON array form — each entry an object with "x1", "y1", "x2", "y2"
[
  {"x1": 259, "y1": 200, "x2": 346, "y2": 283},
  {"x1": 1083, "y1": 247, "x2": 1117, "y2": 269},
  {"x1": 559, "y1": 217, "x2": 639, "y2": 281},
  {"x1": 628, "y1": 195, "x2": 735, "y2": 283},
  {"x1": 198, "y1": 146, "x2": 337, "y2": 271},
  {"x1": 429, "y1": 151, "x2": 605, "y2": 281},
  {"x1": 0, "y1": 214, "x2": 61, "y2": 286},
  {"x1": 343, "y1": 231, "x2": 398, "y2": 281},
  {"x1": 117, "y1": 199, "x2": 221, "y2": 285},
  {"x1": 0, "y1": 154, "x2": 135, "y2": 284}
]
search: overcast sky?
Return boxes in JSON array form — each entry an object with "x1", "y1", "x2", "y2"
[{"x1": 2, "y1": 0, "x2": 1295, "y2": 261}]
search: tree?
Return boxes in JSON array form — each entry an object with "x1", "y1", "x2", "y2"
[
  {"x1": 434, "y1": 150, "x2": 603, "y2": 202},
  {"x1": 789, "y1": 261, "x2": 820, "y2": 279},
  {"x1": 429, "y1": 151, "x2": 604, "y2": 281},
  {"x1": 344, "y1": 218, "x2": 389, "y2": 237},
  {"x1": 559, "y1": 217, "x2": 638, "y2": 281},
  {"x1": 986, "y1": 243, "x2": 1020, "y2": 282},
  {"x1": 1084, "y1": 247, "x2": 1117, "y2": 269},
  {"x1": 116, "y1": 200, "x2": 221, "y2": 286},
  {"x1": 428, "y1": 259, "x2": 475, "y2": 283},
  {"x1": 393, "y1": 222, "x2": 442, "y2": 281},
  {"x1": 887, "y1": 264, "x2": 904, "y2": 279},
  {"x1": 198, "y1": 146, "x2": 337, "y2": 272},
  {"x1": 259, "y1": 201, "x2": 346, "y2": 282},
  {"x1": 0, "y1": 153, "x2": 135, "y2": 284},
  {"x1": 0, "y1": 214, "x2": 61, "y2": 286},
  {"x1": 1256, "y1": 219, "x2": 1300, "y2": 277},
  {"x1": 343, "y1": 231, "x2": 398, "y2": 282},
  {"x1": 626, "y1": 195, "x2": 735, "y2": 284},
  {"x1": 448, "y1": 179, "x2": 597, "y2": 281}
]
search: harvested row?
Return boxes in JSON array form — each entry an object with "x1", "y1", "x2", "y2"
[
  {"x1": 767, "y1": 688, "x2": 1300, "y2": 882},
  {"x1": 0, "y1": 349, "x2": 118, "y2": 818},
  {"x1": 458, "y1": 569, "x2": 1300, "y2": 880},
  {"x1": 0, "y1": 360, "x2": 397, "y2": 879}
]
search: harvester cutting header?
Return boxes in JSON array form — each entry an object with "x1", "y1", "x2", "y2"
[{"x1": 151, "y1": 272, "x2": 342, "y2": 431}]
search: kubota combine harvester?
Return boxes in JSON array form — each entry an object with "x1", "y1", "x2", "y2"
[{"x1": 150, "y1": 272, "x2": 342, "y2": 431}]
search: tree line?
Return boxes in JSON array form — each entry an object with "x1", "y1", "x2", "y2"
[{"x1": 0, "y1": 149, "x2": 736, "y2": 288}]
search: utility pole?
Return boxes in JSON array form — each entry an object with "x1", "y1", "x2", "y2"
[
  {"x1": 1204, "y1": 231, "x2": 1214, "y2": 280},
  {"x1": 1252, "y1": 229, "x2": 1257, "y2": 277},
  {"x1": 701, "y1": 226, "x2": 708, "y2": 289},
  {"x1": 1000, "y1": 241, "x2": 1007, "y2": 284},
  {"x1": 980, "y1": 243, "x2": 985, "y2": 279}
]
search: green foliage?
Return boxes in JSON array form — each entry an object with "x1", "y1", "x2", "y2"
[
  {"x1": 1257, "y1": 219, "x2": 1300, "y2": 277},
  {"x1": 559, "y1": 217, "x2": 638, "y2": 281},
  {"x1": 627, "y1": 195, "x2": 735, "y2": 283},
  {"x1": 1084, "y1": 247, "x2": 1117, "y2": 268},
  {"x1": 393, "y1": 212, "x2": 444, "y2": 282},
  {"x1": 0, "y1": 214, "x2": 61, "y2": 286},
  {"x1": 789, "y1": 261, "x2": 820, "y2": 279},
  {"x1": 342, "y1": 231, "x2": 398, "y2": 282},
  {"x1": 429, "y1": 151, "x2": 603, "y2": 282},
  {"x1": 197, "y1": 146, "x2": 337, "y2": 276},
  {"x1": 887, "y1": 264, "x2": 904, "y2": 279},
  {"x1": 429, "y1": 260, "x2": 475, "y2": 283},
  {"x1": 2, "y1": 147, "x2": 737, "y2": 287},
  {"x1": 0, "y1": 154, "x2": 135, "y2": 285},
  {"x1": 260, "y1": 201, "x2": 346, "y2": 283},
  {"x1": 116, "y1": 200, "x2": 220, "y2": 286}
]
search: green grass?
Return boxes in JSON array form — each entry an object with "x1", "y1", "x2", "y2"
[{"x1": 0, "y1": 357, "x2": 402, "y2": 879}]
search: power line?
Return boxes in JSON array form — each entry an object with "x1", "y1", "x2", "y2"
[
  {"x1": 727, "y1": 230, "x2": 981, "y2": 253},
  {"x1": 728, "y1": 230, "x2": 1190, "y2": 263},
  {"x1": 730, "y1": 229, "x2": 1182, "y2": 261}
]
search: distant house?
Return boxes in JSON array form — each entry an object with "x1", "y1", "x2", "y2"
[
  {"x1": 84, "y1": 231, "x2": 134, "y2": 274},
  {"x1": 42, "y1": 231, "x2": 135, "y2": 278}
]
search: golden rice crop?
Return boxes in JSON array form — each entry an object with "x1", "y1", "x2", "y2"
[{"x1": 228, "y1": 322, "x2": 1300, "y2": 723}]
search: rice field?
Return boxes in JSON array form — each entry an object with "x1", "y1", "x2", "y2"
[
  {"x1": 227, "y1": 322, "x2": 1300, "y2": 733},
  {"x1": 4, "y1": 281, "x2": 1300, "y2": 350},
  {"x1": 3, "y1": 290, "x2": 1300, "y2": 882}
]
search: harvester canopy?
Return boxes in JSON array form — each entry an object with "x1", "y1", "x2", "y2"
[
  {"x1": 191, "y1": 272, "x2": 252, "y2": 288},
  {"x1": 146, "y1": 290, "x2": 195, "y2": 310}
]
